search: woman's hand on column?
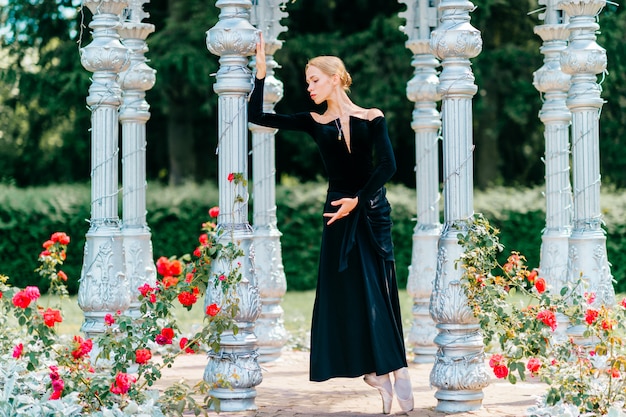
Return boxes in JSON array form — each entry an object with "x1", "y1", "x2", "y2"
[{"x1": 255, "y1": 31, "x2": 267, "y2": 79}]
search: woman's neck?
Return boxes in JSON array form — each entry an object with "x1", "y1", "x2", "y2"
[{"x1": 326, "y1": 92, "x2": 355, "y2": 118}]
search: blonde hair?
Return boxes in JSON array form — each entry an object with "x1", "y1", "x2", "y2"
[{"x1": 306, "y1": 56, "x2": 352, "y2": 92}]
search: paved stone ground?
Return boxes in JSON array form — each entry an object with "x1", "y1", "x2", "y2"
[{"x1": 158, "y1": 350, "x2": 545, "y2": 417}]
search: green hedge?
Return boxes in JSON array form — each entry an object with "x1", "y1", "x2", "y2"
[{"x1": 1, "y1": 182, "x2": 625, "y2": 294}]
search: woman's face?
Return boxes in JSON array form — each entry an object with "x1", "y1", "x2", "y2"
[{"x1": 305, "y1": 65, "x2": 336, "y2": 105}]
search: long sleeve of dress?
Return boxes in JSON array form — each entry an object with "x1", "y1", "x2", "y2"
[
  {"x1": 248, "y1": 76, "x2": 312, "y2": 132},
  {"x1": 355, "y1": 117, "x2": 397, "y2": 203}
]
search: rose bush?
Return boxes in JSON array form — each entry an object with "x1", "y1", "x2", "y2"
[
  {"x1": 459, "y1": 214, "x2": 626, "y2": 417},
  {"x1": 0, "y1": 176, "x2": 246, "y2": 416}
]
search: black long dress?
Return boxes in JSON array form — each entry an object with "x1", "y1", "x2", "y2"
[{"x1": 248, "y1": 77, "x2": 408, "y2": 382}]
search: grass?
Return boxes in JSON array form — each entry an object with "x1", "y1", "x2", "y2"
[{"x1": 45, "y1": 290, "x2": 415, "y2": 350}]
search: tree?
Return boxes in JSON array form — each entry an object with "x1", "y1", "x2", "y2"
[
  {"x1": 0, "y1": 0, "x2": 90, "y2": 186},
  {"x1": 1, "y1": 0, "x2": 625, "y2": 189},
  {"x1": 146, "y1": 0, "x2": 219, "y2": 185}
]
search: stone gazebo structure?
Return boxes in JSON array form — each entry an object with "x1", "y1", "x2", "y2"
[{"x1": 77, "y1": 0, "x2": 614, "y2": 412}]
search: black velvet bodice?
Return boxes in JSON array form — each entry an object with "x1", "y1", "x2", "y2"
[{"x1": 248, "y1": 77, "x2": 396, "y2": 202}]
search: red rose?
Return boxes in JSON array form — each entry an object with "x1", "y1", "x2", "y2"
[
  {"x1": 104, "y1": 313, "x2": 115, "y2": 326},
  {"x1": 24, "y1": 286, "x2": 41, "y2": 301},
  {"x1": 620, "y1": 297, "x2": 626, "y2": 308},
  {"x1": 168, "y1": 260, "x2": 183, "y2": 276},
  {"x1": 138, "y1": 283, "x2": 153, "y2": 297},
  {"x1": 489, "y1": 354, "x2": 504, "y2": 368},
  {"x1": 584, "y1": 292, "x2": 596, "y2": 304},
  {"x1": 493, "y1": 364, "x2": 509, "y2": 379},
  {"x1": 609, "y1": 368, "x2": 621, "y2": 378},
  {"x1": 42, "y1": 308, "x2": 63, "y2": 327},
  {"x1": 43, "y1": 240, "x2": 55, "y2": 249},
  {"x1": 193, "y1": 247, "x2": 202, "y2": 257},
  {"x1": 155, "y1": 327, "x2": 174, "y2": 345},
  {"x1": 526, "y1": 358, "x2": 541, "y2": 374},
  {"x1": 208, "y1": 206, "x2": 220, "y2": 218},
  {"x1": 12, "y1": 291, "x2": 32, "y2": 309},
  {"x1": 110, "y1": 372, "x2": 136, "y2": 395},
  {"x1": 156, "y1": 256, "x2": 170, "y2": 276},
  {"x1": 71, "y1": 335, "x2": 93, "y2": 360},
  {"x1": 135, "y1": 348, "x2": 152, "y2": 364},
  {"x1": 57, "y1": 271, "x2": 68, "y2": 282},
  {"x1": 178, "y1": 291, "x2": 198, "y2": 307},
  {"x1": 206, "y1": 303, "x2": 221, "y2": 317},
  {"x1": 51, "y1": 232, "x2": 70, "y2": 245},
  {"x1": 162, "y1": 327, "x2": 174, "y2": 339},
  {"x1": 162, "y1": 275, "x2": 179, "y2": 288},
  {"x1": 534, "y1": 277, "x2": 546, "y2": 294},
  {"x1": 12, "y1": 343, "x2": 23, "y2": 358},
  {"x1": 179, "y1": 337, "x2": 196, "y2": 354},
  {"x1": 51, "y1": 379, "x2": 64, "y2": 393},
  {"x1": 527, "y1": 269, "x2": 538, "y2": 284},
  {"x1": 585, "y1": 308, "x2": 599, "y2": 325},
  {"x1": 601, "y1": 319, "x2": 614, "y2": 330},
  {"x1": 227, "y1": 173, "x2": 235, "y2": 182},
  {"x1": 537, "y1": 310, "x2": 557, "y2": 331}
]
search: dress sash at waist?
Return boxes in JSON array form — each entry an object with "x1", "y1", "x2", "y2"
[{"x1": 336, "y1": 187, "x2": 394, "y2": 272}]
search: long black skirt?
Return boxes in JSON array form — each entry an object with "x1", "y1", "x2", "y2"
[{"x1": 309, "y1": 187, "x2": 408, "y2": 382}]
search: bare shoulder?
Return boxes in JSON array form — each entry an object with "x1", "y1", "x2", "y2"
[
  {"x1": 309, "y1": 112, "x2": 325, "y2": 124},
  {"x1": 366, "y1": 108, "x2": 384, "y2": 120}
]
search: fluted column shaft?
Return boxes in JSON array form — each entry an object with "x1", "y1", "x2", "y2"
[
  {"x1": 249, "y1": 0, "x2": 289, "y2": 363},
  {"x1": 533, "y1": 2, "x2": 572, "y2": 297},
  {"x1": 119, "y1": 2, "x2": 158, "y2": 317},
  {"x1": 399, "y1": 0, "x2": 441, "y2": 364},
  {"x1": 428, "y1": 0, "x2": 488, "y2": 412},
  {"x1": 78, "y1": 0, "x2": 131, "y2": 342},
  {"x1": 204, "y1": 0, "x2": 262, "y2": 411},
  {"x1": 560, "y1": 0, "x2": 614, "y2": 315}
]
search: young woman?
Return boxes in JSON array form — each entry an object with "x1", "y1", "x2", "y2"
[{"x1": 248, "y1": 34, "x2": 414, "y2": 414}]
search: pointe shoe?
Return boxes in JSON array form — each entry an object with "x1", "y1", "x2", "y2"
[
  {"x1": 364, "y1": 372, "x2": 393, "y2": 414},
  {"x1": 393, "y1": 368, "x2": 414, "y2": 413}
]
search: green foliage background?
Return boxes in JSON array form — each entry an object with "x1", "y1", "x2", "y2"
[
  {"x1": 2, "y1": 182, "x2": 625, "y2": 294},
  {"x1": 1, "y1": 1, "x2": 625, "y2": 189}
]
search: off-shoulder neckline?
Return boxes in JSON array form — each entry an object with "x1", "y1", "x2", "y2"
[{"x1": 308, "y1": 113, "x2": 384, "y2": 125}]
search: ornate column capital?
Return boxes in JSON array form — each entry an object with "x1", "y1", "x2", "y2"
[
  {"x1": 79, "y1": 0, "x2": 131, "y2": 108},
  {"x1": 430, "y1": 0, "x2": 482, "y2": 98},
  {"x1": 118, "y1": 22, "x2": 156, "y2": 121},
  {"x1": 559, "y1": 0, "x2": 607, "y2": 110},
  {"x1": 206, "y1": 0, "x2": 259, "y2": 95}
]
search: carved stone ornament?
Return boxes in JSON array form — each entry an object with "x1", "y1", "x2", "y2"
[
  {"x1": 80, "y1": 1, "x2": 130, "y2": 74},
  {"x1": 206, "y1": 0, "x2": 258, "y2": 58},
  {"x1": 78, "y1": 234, "x2": 130, "y2": 333}
]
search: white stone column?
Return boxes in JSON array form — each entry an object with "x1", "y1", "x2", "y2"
[
  {"x1": 560, "y1": 0, "x2": 615, "y2": 329},
  {"x1": 428, "y1": 0, "x2": 488, "y2": 412},
  {"x1": 532, "y1": 1, "x2": 572, "y2": 337},
  {"x1": 398, "y1": 0, "x2": 441, "y2": 364},
  {"x1": 248, "y1": 0, "x2": 289, "y2": 363},
  {"x1": 204, "y1": 0, "x2": 262, "y2": 411},
  {"x1": 119, "y1": 0, "x2": 158, "y2": 318},
  {"x1": 78, "y1": 0, "x2": 131, "y2": 342}
]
